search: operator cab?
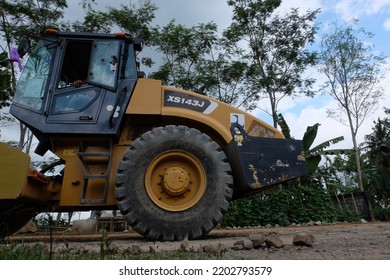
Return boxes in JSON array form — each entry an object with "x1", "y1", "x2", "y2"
[{"x1": 10, "y1": 29, "x2": 142, "y2": 154}]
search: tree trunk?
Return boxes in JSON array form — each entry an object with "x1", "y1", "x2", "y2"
[
  {"x1": 348, "y1": 115, "x2": 375, "y2": 220},
  {"x1": 352, "y1": 135, "x2": 364, "y2": 192},
  {"x1": 268, "y1": 90, "x2": 278, "y2": 128}
]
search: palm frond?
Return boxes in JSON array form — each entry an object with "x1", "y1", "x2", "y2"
[
  {"x1": 306, "y1": 136, "x2": 345, "y2": 156},
  {"x1": 277, "y1": 113, "x2": 291, "y2": 139}
]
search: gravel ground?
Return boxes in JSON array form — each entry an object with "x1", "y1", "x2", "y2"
[
  {"x1": 218, "y1": 221, "x2": 390, "y2": 259},
  {"x1": 7, "y1": 221, "x2": 390, "y2": 259}
]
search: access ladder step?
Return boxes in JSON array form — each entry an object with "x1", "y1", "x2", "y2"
[{"x1": 77, "y1": 139, "x2": 113, "y2": 205}]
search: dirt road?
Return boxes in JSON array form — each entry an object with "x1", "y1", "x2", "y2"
[
  {"x1": 8, "y1": 221, "x2": 390, "y2": 259},
  {"x1": 219, "y1": 221, "x2": 390, "y2": 259}
]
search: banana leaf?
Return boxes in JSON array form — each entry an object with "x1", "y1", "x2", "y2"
[
  {"x1": 307, "y1": 136, "x2": 346, "y2": 156},
  {"x1": 302, "y1": 123, "x2": 320, "y2": 151}
]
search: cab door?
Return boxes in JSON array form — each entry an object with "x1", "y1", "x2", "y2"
[{"x1": 47, "y1": 39, "x2": 120, "y2": 125}]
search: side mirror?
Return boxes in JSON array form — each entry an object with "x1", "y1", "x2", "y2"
[
  {"x1": 18, "y1": 36, "x2": 31, "y2": 58},
  {"x1": 133, "y1": 37, "x2": 143, "y2": 52}
]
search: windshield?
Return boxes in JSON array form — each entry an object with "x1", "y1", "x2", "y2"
[{"x1": 13, "y1": 39, "x2": 56, "y2": 111}]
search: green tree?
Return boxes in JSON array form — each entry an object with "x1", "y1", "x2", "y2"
[
  {"x1": 151, "y1": 20, "x2": 257, "y2": 109},
  {"x1": 0, "y1": 51, "x2": 13, "y2": 108},
  {"x1": 151, "y1": 20, "x2": 219, "y2": 91},
  {"x1": 72, "y1": 0, "x2": 157, "y2": 68},
  {"x1": 224, "y1": 0, "x2": 319, "y2": 127},
  {"x1": 65, "y1": 9, "x2": 112, "y2": 33},
  {"x1": 364, "y1": 118, "x2": 390, "y2": 170},
  {"x1": 107, "y1": 0, "x2": 157, "y2": 45},
  {"x1": 0, "y1": 0, "x2": 67, "y2": 152},
  {"x1": 319, "y1": 21, "x2": 386, "y2": 195},
  {"x1": 363, "y1": 117, "x2": 390, "y2": 208},
  {"x1": 0, "y1": 0, "x2": 67, "y2": 40}
]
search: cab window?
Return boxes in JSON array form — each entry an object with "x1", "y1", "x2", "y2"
[
  {"x1": 58, "y1": 41, "x2": 92, "y2": 88},
  {"x1": 89, "y1": 40, "x2": 120, "y2": 89},
  {"x1": 53, "y1": 90, "x2": 98, "y2": 113},
  {"x1": 14, "y1": 40, "x2": 56, "y2": 111},
  {"x1": 119, "y1": 43, "x2": 137, "y2": 79}
]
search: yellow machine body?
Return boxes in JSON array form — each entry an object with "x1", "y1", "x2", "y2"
[
  {"x1": 47, "y1": 78, "x2": 283, "y2": 209},
  {"x1": 0, "y1": 143, "x2": 30, "y2": 199}
]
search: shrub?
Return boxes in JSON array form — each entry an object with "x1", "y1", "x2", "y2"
[{"x1": 221, "y1": 184, "x2": 359, "y2": 227}]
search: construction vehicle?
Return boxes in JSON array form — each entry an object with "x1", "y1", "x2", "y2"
[{"x1": 0, "y1": 29, "x2": 306, "y2": 241}]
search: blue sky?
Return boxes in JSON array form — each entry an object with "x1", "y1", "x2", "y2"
[{"x1": 2, "y1": 0, "x2": 390, "y2": 153}]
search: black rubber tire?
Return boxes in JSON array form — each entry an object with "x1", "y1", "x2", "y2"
[
  {"x1": 0, "y1": 215, "x2": 33, "y2": 239},
  {"x1": 115, "y1": 125, "x2": 233, "y2": 241},
  {"x1": 0, "y1": 202, "x2": 36, "y2": 239}
]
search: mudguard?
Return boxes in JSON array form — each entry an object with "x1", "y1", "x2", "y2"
[{"x1": 0, "y1": 142, "x2": 30, "y2": 199}]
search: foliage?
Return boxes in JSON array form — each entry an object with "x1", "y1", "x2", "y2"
[
  {"x1": 373, "y1": 205, "x2": 390, "y2": 221},
  {"x1": 150, "y1": 20, "x2": 218, "y2": 91},
  {"x1": 276, "y1": 113, "x2": 291, "y2": 139},
  {"x1": 318, "y1": 154, "x2": 359, "y2": 194},
  {"x1": 302, "y1": 123, "x2": 345, "y2": 175},
  {"x1": 0, "y1": 0, "x2": 67, "y2": 41},
  {"x1": 224, "y1": 0, "x2": 319, "y2": 126},
  {"x1": 108, "y1": 1, "x2": 157, "y2": 45},
  {"x1": 34, "y1": 213, "x2": 71, "y2": 228},
  {"x1": 222, "y1": 184, "x2": 359, "y2": 227},
  {"x1": 150, "y1": 19, "x2": 258, "y2": 109},
  {"x1": 70, "y1": 0, "x2": 157, "y2": 43},
  {"x1": 0, "y1": 52, "x2": 13, "y2": 108},
  {"x1": 0, "y1": 243, "x2": 50, "y2": 260},
  {"x1": 364, "y1": 118, "x2": 390, "y2": 170},
  {"x1": 362, "y1": 117, "x2": 390, "y2": 208},
  {"x1": 277, "y1": 113, "x2": 346, "y2": 176},
  {"x1": 65, "y1": 8, "x2": 112, "y2": 33}
]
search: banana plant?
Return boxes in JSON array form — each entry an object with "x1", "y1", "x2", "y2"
[{"x1": 277, "y1": 113, "x2": 350, "y2": 175}]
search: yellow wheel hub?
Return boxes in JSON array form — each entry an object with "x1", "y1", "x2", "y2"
[
  {"x1": 145, "y1": 151, "x2": 206, "y2": 212},
  {"x1": 162, "y1": 167, "x2": 190, "y2": 196}
]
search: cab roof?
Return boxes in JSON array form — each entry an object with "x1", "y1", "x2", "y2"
[{"x1": 41, "y1": 29, "x2": 143, "y2": 51}]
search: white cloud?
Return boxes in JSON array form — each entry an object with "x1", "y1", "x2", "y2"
[
  {"x1": 331, "y1": 0, "x2": 390, "y2": 21},
  {"x1": 278, "y1": 0, "x2": 322, "y2": 14},
  {"x1": 384, "y1": 18, "x2": 390, "y2": 30}
]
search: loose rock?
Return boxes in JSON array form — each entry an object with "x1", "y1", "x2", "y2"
[
  {"x1": 264, "y1": 233, "x2": 285, "y2": 248},
  {"x1": 203, "y1": 243, "x2": 227, "y2": 257},
  {"x1": 292, "y1": 234, "x2": 315, "y2": 247},
  {"x1": 249, "y1": 234, "x2": 266, "y2": 248},
  {"x1": 203, "y1": 244, "x2": 218, "y2": 256},
  {"x1": 180, "y1": 240, "x2": 190, "y2": 252},
  {"x1": 234, "y1": 239, "x2": 253, "y2": 250}
]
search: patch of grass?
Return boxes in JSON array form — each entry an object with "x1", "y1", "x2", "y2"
[
  {"x1": 0, "y1": 243, "x2": 50, "y2": 260},
  {"x1": 124, "y1": 251, "x2": 209, "y2": 260}
]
